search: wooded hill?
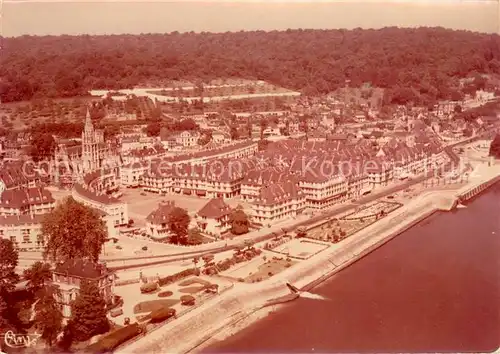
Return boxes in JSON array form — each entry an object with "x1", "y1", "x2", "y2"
[{"x1": 2, "y1": 27, "x2": 500, "y2": 104}]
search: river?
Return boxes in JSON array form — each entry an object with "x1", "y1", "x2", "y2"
[{"x1": 205, "y1": 183, "x2": 500, "y2": 353}]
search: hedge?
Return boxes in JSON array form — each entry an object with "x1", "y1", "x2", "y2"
[
  {"x1": 140, "y1": 282, "x2": 158, "y2": 294},
  {"x1": 180, "y1": 295, "x2": 195, "y2": 306},
  {"x1": 85, "y1": 323, "x2": 142, "y2": 353},
  {"x1": 149, "y1": 307, "x2": 176, "y2": 324},
  {"x1": 157, "y1": 268, "x2": 200, "y2": 286}
]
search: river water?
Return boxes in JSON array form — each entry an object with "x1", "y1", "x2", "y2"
[{"x1": 206, "y1": 183, "x2": 500, "y2": 353}]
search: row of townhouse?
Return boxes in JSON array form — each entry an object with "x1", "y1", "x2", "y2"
[
  {"x1": 0, "y1": 161, "x2": 45, "y2": 193},
  {"x1": 0, "y1": 187, "x2": 56, "y2": 251},
  {"x1": 0, "y1": 187, "x2": 55, "y2": 216},
  {"x1": 122, "y1": 144, "x2": 169, "y2": 165},
  {"x1": 72, "y1": 171, "x2": 128, "y2": 237},
  {"x1": 142, "y1": 159, "x2": 248, "y2": 199},
  {"x1": 0, "y1": 214, "x2": 45, "y2": 251},
  {"x1": 119, "y1": 141, "x2": 258, "y2": 189},
  {"x1": 242, "y1": 137, "x2": 448, "y2": 226},
  {"x1": 251, "y1": 180, "x2": 307, "y2": 227}
]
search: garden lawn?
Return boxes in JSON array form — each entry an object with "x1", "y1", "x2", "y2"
[{"x1": 245, "y1": 258, "x2": 295, "y2": 283}]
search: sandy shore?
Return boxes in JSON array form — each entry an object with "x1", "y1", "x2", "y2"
[{"x1": 117, "y1": 164, "x2": 500, "y2": 354}]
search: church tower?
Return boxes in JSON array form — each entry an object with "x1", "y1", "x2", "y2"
[{"x1": 82, "y1": 108, "x2": 100, "y2": 172}]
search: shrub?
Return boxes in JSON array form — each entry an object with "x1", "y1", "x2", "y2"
[
  {"x1": 158, "y1": 268, "x2": 199, "y2": 286},
  {"x1": 85, "y1": 323, "x2": 142, "y2": 353},
  {"x1": 140, "y1": 282, "x2": 158, "y2": 294},
  {"x1": 158, "y1": 290, "x2": 173, "y2": 298},
  {"x1": 180, "y1": 295, "x2": 195, "y2": 306},
  {"x1": 149, "y1": 307, "x2": 176, "y2": 323}
]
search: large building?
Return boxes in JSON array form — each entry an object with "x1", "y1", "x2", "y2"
[
  {"x1": 0, "y1": 215, "x2": 45, "y2": 251},
  {"x1": 0, "y1": 187, "x2": 55, "y2": 216},
  {"x1": 195, "y1": 198, "x2": 232, "y2": 237},
  {"x1": 145, "y1": 200, "x2": 177, "y2": 240},
  {"x1": 53, "y1": 109, "x2": 120, "y2": 185},
  {"x1": 251, "y1": 180, "x2": 306, "y2": 227},
  {"x1": 52, "y1": 259, "x2": 115, "y2": 318}
]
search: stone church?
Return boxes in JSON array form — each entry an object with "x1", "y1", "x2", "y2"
[{"x1": 53, "y1": 109, "x2": 120, "y2": 186}]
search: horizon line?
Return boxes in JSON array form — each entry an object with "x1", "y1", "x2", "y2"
[{"x1": 3, "y1": 0, "x2": 498, "y2": 3}]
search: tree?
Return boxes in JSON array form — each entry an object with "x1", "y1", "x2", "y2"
[
  {"x1": 259, "y1": 118, "x2": 268, "y2": 140},
  {"x1": 230, "y1": 125, "x2": 239, "y2": 140},
  {"x1": 30, "y1": 132, "x2": 56, "y2": 162},
  {"x1": 0, "y1": 293, "x2": 8, "y2": 330},
  {"x1": 42, "y1": 197, "x2": 107, "y2": 263},
  {"x1": 186, "y1": 228, "x2": 204, "y2": 245},
  {"x1": 23, "y1": 261, "x2": 52, "y2": 293},
  {"x1": 145, "y1": 121, "x2": 161, "y2": 137},
  {"x1": 247, "y1": 118, "x2": 253, "y2": 138},
  {"x1": 229, "y1": 209, "x2": 250, "y2": 235},
  {"x1": 168, "y1": 207, "x2": 190, "y2": 245},
  {"x1": 0, "y1": 239, "x2": 19, "y2": 294},
  {"x1": 295, "y1": 226, "x2": 307, "y2": 238},
  {"x1": 192, "y1": 256, "x2": 200, "y2": 270},
  {"x1": 33, "y1": 286, "x2": 63, "y2": 347},
  {"x1": 103, "y1": 125, "x2": 120, "y2": 140},
  {"x1": 257, "y1": 139, "x2": 270, "y2": 151},
  {"x1": 489, "y1": 133, "x2": 500, "y2": 159},
  {"x1": 67, "y1": 280, "x2": 109, "y2": 342}
]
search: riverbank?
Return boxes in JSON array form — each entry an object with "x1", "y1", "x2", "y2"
[{"x1": 117, "y1": 164, "x2": 500, "y2": 354}]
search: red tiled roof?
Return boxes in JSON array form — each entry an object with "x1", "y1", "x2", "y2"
[
  {"x1": 256, "y1": 180, "x2": 304, "y2": 206},
  {"x1": 0, "y1": 214, "x2": 44, "y2": 226},
  {"x1": 0, "y1": 162, "x2": 40, "y2": 188},
  {"x1": 73, "y1": 182, "x2": 120, "y2": 205},
  {"x1": 53, "y1": 259, "x2": 112, "y2": 279},
  {"x1": 0, "y1": 187, "x2": 54, "y2": 209},
  {"x1": 197, "y1": 198, "x2": 231, "y2": 219},
  {"x1": 146, "y1": 201, "x2": 176, "y2": 224}
]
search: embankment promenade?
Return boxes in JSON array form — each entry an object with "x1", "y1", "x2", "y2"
[{"x1": 119, "y1": 165, "x2": 500, "y2": 354}]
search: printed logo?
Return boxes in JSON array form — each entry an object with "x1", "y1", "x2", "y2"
[{"x1": 2, "y1": 330, "x2": 41, "y2": 349}]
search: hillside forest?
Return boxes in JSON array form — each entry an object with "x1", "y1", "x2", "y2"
[{"x1": 2, "y1": 27, "x2": 500, "y2": 105}]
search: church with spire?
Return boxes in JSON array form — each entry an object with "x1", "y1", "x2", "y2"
[
  {"x1": 53, "y1": 106, "x2": 120, "y2": 186},
  {"x1": 82, "y1": 108, "x2": 104, "y2": 172}
]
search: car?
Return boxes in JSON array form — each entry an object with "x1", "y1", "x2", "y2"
[{"x1": 387, "y1": 195, "x2": 394, "y2": 199}]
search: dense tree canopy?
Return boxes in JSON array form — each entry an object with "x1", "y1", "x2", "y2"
[
  {"x1": 2, "y1": 27, "x2": 500, "y2": 103},
  {"x1": 33, "y1": 285, "x2": 63, "y2": 347},
  {"x1": 0, "y1": 239, "x2": 19, "y2": 331},
  {"x1": 68, "y1": 280, "x2": 109, "y2": 342},
  {"x1": 489, "y1": 133, "x2": 500, "y2": 159},
  {"x1": 23, "y1": 261, "x2": 52, "y2": 292},
  {"x1": 0, "y1": 239, "x2": 19, "y2": 294},
  {"x1": 167, "y1": 207, "x2": 190, "y2": 245},
  {"x1": 42, "y1": 197, "x2": 107, "y2": 263},
  {"x1": 229, "y1": 208, "x2": 250, "y2": 235}
]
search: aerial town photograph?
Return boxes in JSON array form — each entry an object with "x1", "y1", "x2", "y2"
[{"x1": 0, "y1": 0, "x2": 499, "y2": 353}]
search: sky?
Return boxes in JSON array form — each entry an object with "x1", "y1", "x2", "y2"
[{"x1": 2, "y1": 0, "x2": 499, "y2": 37}]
